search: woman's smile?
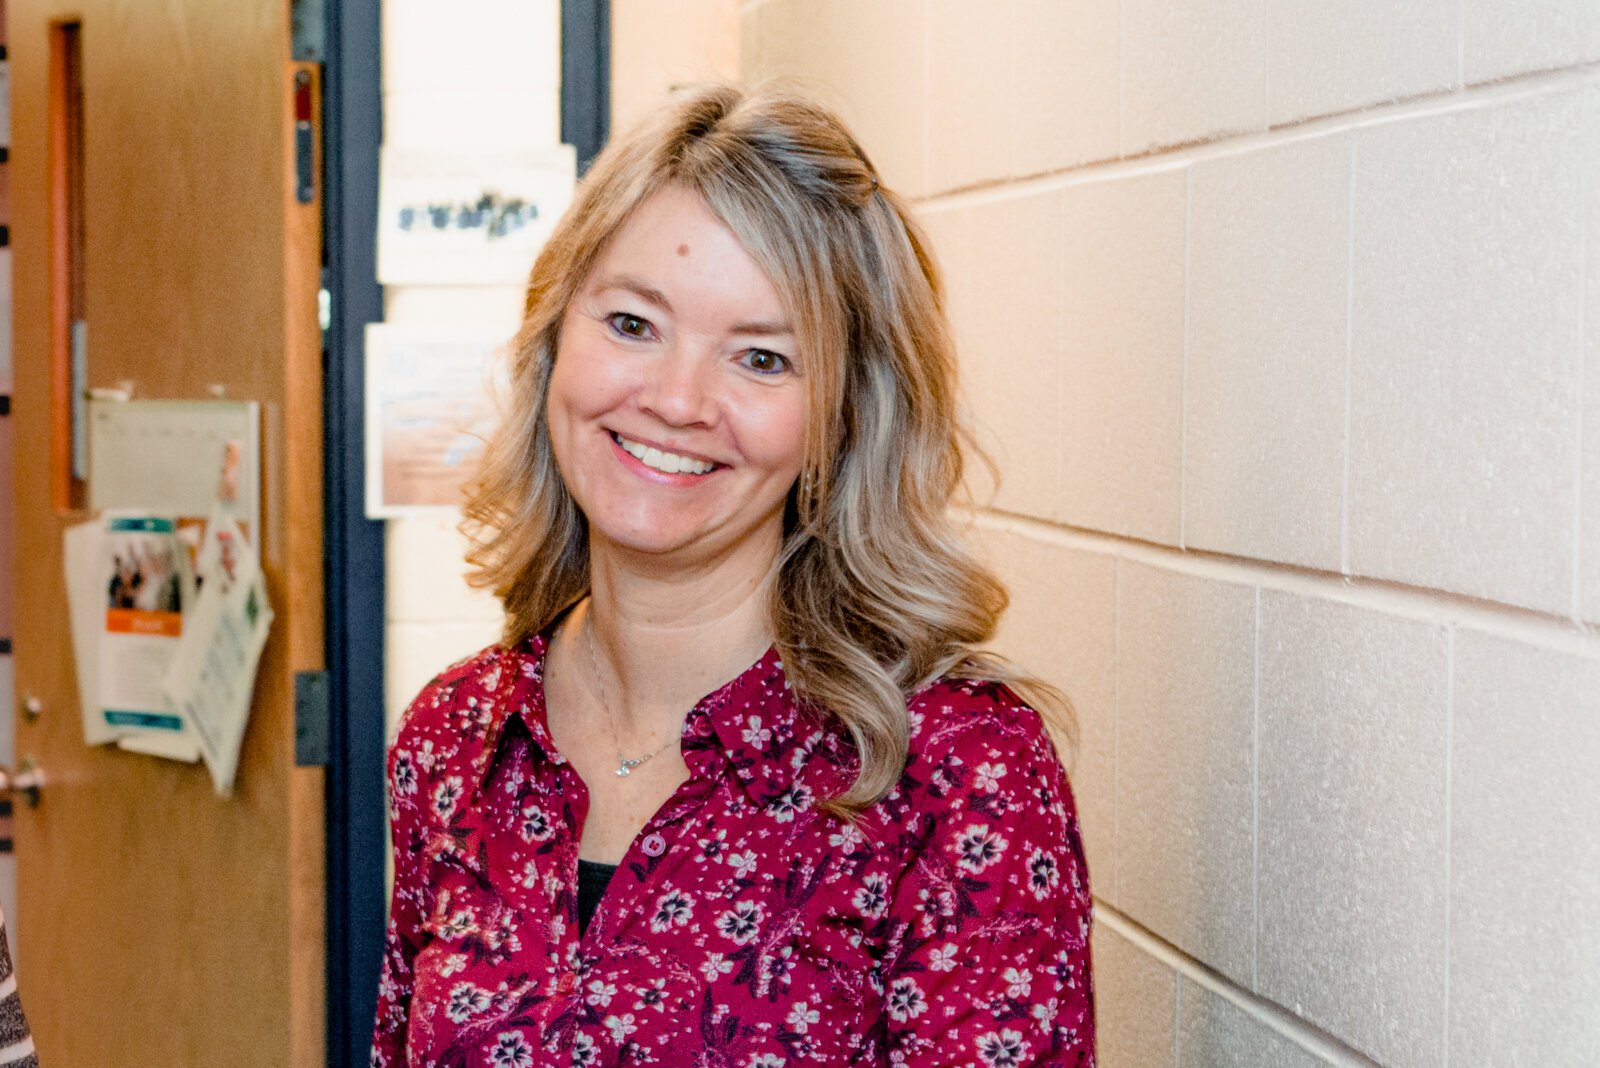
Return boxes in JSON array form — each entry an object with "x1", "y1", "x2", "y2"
[
  {"x1": 607, "y1": 430, "x2": 723, "y2": 479},
  {"x1": 546, "y1": 184, "x2": 807, "y2": 563}
]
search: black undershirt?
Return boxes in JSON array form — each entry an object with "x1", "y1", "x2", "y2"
[{"x1": 576, "y1": 859, "x2": 618, "y2": 936}]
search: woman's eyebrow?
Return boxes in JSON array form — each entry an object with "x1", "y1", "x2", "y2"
[
  {"x1": 596, "y1": 273, "x2": 673, "y2": 311},
  {"x1": 728, "y1": 318, "x2": 794, "y2": 338}
]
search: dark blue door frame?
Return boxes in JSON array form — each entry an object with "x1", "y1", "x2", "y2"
[
  {"x1": 323, "y1": 1, "x2": 386, "y2": 1065},
  {"x1": 320, "y1": 2, "x2": 609, "y2": 1064}
]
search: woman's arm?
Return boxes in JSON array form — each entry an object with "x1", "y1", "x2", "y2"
[
  {"x1": 879, "y1": 688, "x2": 1096, "y2": 1065},
  {"x1": 370, "y1": 681, "x2": 449, "y2": 1067}
]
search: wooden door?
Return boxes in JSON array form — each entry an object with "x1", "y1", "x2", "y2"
[{"x1": 7, "y1": 1, "x2": 325, "y2": 1064}]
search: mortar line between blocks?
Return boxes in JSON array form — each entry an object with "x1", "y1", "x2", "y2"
[
  {"x1": 1112, "y1": 558, "x2": 1122, "y2": 904},
  {"x1": 1442, "y1": 624, "x2": 1455, "y2": 1067},
  {"x1": 1171, "y1": 965, "x2": 1182, "y2": 1067},
  {"x1": 1572, "y1": 87, "x2": 1589, "y2": 624},
  {"x1": 1096, "y1": 903, "x2": 1385, "y2": 1066},
  {"x1": 917, "y1": 62, "x2": 1600, "y2": 214},
  {"x1": 921, "y1": 0, "x2": 931, "y2": 197},
  {"x1": 1252, "y1": 586, "x2": 1261, "y2": 991},
  {"x1": 1117, "y1": 0, "x2": 1126, "y2": 158},
  {"x1": 1180, "y1": 168, "x2": 1191, "y2": 551},
  {"x1": 1342, "y1": 133, "x2": 1356, "y2": 578},
  {"x1": 966, "y1": 509, "x2": 1600, "y2": 657}
]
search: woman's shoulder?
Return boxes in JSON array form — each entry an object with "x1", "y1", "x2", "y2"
[
  {"x1": 391, "y1": 641, "x2": 520, "y2": 751},
  {"x1": 905, "y1": 675, "x2": 1060, "y2": 765},
  {"x1": 893, "y1": 674, "x2": 1077, "y2": 823}
]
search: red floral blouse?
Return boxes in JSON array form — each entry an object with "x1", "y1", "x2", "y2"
[{"x1": 371, "y1": 633, "x2": 1096, "y2": 1067}]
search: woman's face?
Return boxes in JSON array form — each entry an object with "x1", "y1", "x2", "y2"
[{"x1": 547, "y1": 185, "x2": 808, "y2": 569}]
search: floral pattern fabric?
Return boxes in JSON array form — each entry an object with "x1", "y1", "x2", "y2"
[{"x1": 372, "y1": 633, "x2": 1095, "y2": 1067}]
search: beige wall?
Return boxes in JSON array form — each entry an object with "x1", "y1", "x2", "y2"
[
  {"x1": 741, "y1": 2, "x2": 1600, "y2": 1067},
  {"x1": 612, "y1": 0, "x2": 741, "y2": 134},
  {"x1": 378, "y1": 0, "x2": 560, "y2": 728}
]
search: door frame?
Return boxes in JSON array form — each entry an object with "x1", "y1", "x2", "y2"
[
  {"x1": 318, "y1": 2, "x2": 611, "y2": 1063},
  {"x1": 321, "y1": 1, "x2": 386, "y2": 1065}
]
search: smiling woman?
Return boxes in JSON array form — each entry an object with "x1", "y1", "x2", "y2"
[{"x1": 372, "y1": 83, "x2": 1096, "y2": 1066}]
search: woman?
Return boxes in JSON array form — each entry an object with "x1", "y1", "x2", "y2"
[{"x1": 372, "y1": 83, "x2": 1095, "y2": 1067}]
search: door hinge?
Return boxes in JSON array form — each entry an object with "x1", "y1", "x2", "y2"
[{"x1": 294, "y1": 669, "x2": 329, "y2": 766}]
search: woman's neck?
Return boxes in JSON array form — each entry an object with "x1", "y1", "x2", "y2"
[{"x1": 575, "y1": 537, "x2": 780, "y2": 737}]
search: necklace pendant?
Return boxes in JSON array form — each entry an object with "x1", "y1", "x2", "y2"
[{"x1": 616, "y1": 759, "x2": 638, "y2": 777}]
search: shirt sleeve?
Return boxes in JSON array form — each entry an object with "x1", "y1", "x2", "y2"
[
  {"x1": 370, "y1": 693, "x2": 438, "y2": 1067},
  {"x1": 879, "y1": 687, "x2": 1096, "y2": 1066}
]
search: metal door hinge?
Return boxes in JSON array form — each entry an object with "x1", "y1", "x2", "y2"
[{"x1": 295, "y1": 670, "x2": 329, "y2": 766}]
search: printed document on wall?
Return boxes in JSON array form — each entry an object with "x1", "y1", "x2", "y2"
[
  {"x1": 98, "y1": 515, "x2": 200, "y2": 757},
  {"x1": 376, "y1": 144, "x2": 575, "y2": 284}
]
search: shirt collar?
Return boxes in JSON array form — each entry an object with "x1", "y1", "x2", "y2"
[{"x1": 493, "y1": 632, "x2": 831, "y2": 804}]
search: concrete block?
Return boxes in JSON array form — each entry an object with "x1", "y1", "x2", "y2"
[
  {"x1": 987, "y1": 527, "x2": 1118, "y2": 903},
  {"x1": 1176, "y1": 977, "x2": 1326, "y2": 1067},
  {"x1": 739, "y1": 0, "x2": 927, "y2": 197},
  {"x1": 1116, "y1": 561, "x2": 1256, "y2": 985},
  {"x1": 612, "y1": 0, "x2": 741, "y2": 135},
  {"x1": 383, "y1": 0, "x2": 561, "y2": 94},
  {"x1": 1095, "y1": 921, "x2": 1177, "y2": 1068},
  {"x1": 1185, "y1": 133, "x2": 1349, "y2": 571},
  {"x1": 1350, "y1": 91, "x2": 1584, "y2": 615},
  {"x1": 1257, "y1": 591, "x2": 1448, "y2": 1066},
  {"x1": 1267, "y1": 0, "x2": 1456, "y2": 125},
  {"x1": 926, "y1": 0, "x2": 1120, "y2": 192},
  {"x1": 382, "y1": 286, "x2": 526, "y2": 340},
  {"x1": 1122, "y1": 0, "x2": 1267, "y2": 154},
  {"x1": 1059, "y1": 170, "x2": 1186, "y2": 544},
  {"x1": 385, "y1": 514, "x2": 508, "y2": 626},
  {"x1": 925, "y1": 191, "x2": 1064, "y2": 519},
  {"x1": 1463, "y1": 0, "x2": 1600, "y2": 84},
  {"x1": 1449, "y1": 629, "x2": 1600, "y2": 1064},
  {"x1": 385, "y1": 88, "x2": 562, "y2": 153}
]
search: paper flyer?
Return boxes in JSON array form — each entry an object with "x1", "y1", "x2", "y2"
[
  {"x1": 163, "y1": 513, "x2": 273, "y2": 797},
  {"x1": 99, "y1": 515, "x2": 197, "y2": 747},
  {"x1": 64, "y1": 521, "x2": 118, "y2": 746}
]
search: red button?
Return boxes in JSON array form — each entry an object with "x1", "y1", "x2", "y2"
[
  {"x1": 642, "y1": 833, "x2": 666, "y2": 857},
  {"x1": 556, "y1": 973, "x2": 577, "y2": 996}
]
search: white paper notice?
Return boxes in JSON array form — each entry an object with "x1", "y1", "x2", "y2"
[
  {"x1": 100, "y1": 515, "x2": 196, "y2": 749},
  {"x1": 376, "y1": 145, "x2": 576, "y2": 285},
  {"x1": 163, "y1": 516, "x2": 273, "y2": 796},
  {"x1": 64, "y1": 521, "x2": 117, "y2": 746}
]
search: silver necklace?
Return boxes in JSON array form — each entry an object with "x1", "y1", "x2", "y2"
[{"x1": 584, "y1": 615, "x2": 680, "y2": 777}]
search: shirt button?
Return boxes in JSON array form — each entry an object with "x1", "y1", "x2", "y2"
[
  {"x1": 641, "y1": 833, "x2": 667, "y2": 858},
  {"x1": 556, "y1": 973, "x2": 577, "y2": 996}
]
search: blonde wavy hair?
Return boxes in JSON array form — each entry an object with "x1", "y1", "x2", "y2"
[{"x1": 463, "y1": 82, "x2": 1076, "y2": 816}]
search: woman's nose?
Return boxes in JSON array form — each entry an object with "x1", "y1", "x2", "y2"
[{"x1": 637, "y1": 346, "x2": 717, "y2": 427}]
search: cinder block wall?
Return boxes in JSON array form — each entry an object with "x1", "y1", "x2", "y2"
[
  {"x1": 378, "y1": 0, "x2": 562, "y2": 729},
  {"x1": 741, "y1": 2, "x2": 1600, "y2": 1065}
]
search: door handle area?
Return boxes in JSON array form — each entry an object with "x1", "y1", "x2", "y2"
[{"x1": 0, "y1": 760, "x2": 46, "y2": 809}]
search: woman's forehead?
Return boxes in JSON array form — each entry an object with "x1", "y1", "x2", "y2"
[{"x1": 584, "y1": 187, "x2": 796, "y2": 338}]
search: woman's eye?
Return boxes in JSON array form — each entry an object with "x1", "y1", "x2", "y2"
[
  {"x1": 607, "y1": 313, "x2": 653, "y2": 339},
  {"x1": 742, "y1": 349, "x2": 789, "y2": 375}
]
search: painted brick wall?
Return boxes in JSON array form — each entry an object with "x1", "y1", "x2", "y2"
[{"x1": 740, "y1": 1, "x2": 1600, "y2": 1065}]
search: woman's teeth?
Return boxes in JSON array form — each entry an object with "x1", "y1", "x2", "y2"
[{"x1": 614, "y1": 434, "x2": 716, "y2": 475}]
